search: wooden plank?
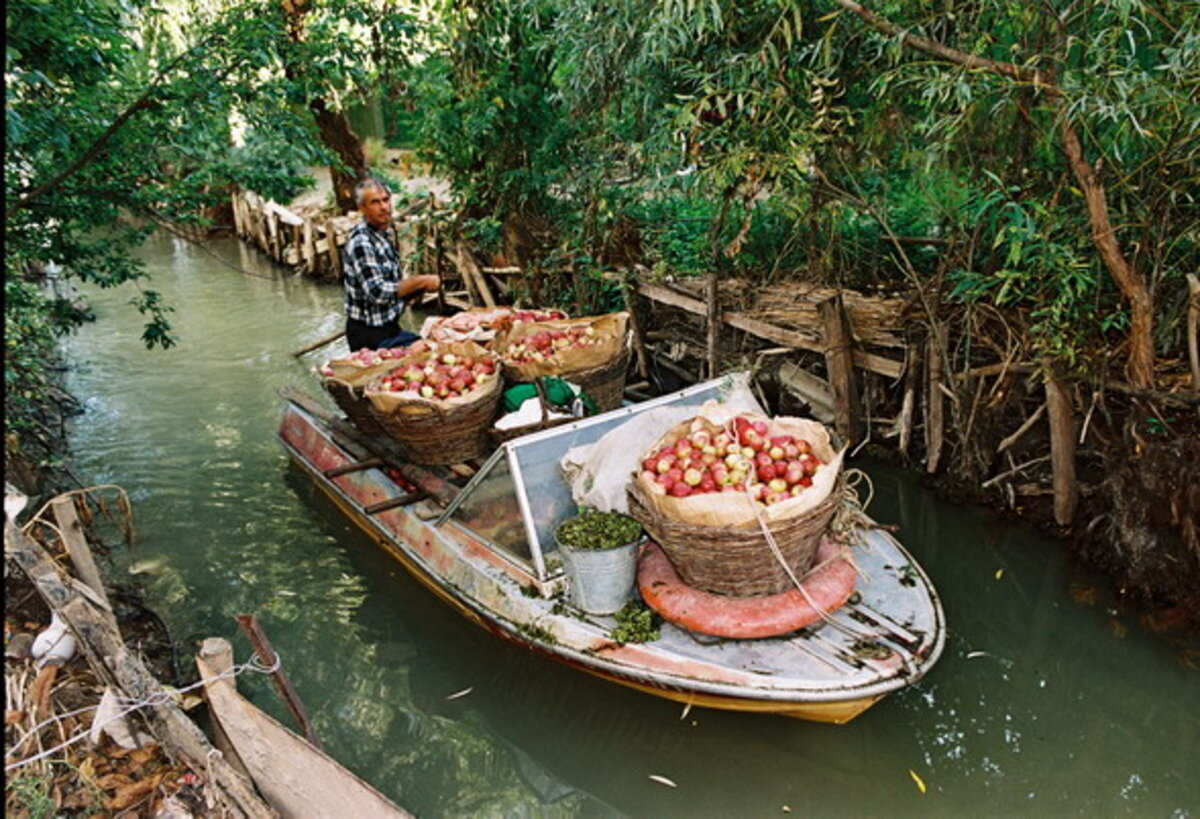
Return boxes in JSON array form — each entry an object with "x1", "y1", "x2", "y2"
[
  {"x1": 363, "y1": 493, "x2": 423, "y2": 514},
  {"x1": 323, "y1": 457, "x2": 385, "y2": 478},
  {"x1": 1044, "y1": 373, "x2": 1078, "y2": 525},
  {"x1": 50, "y1": 497, "x2": 112, "y2": 614},
  {"x1": 197, "y1": 639, "x2": 408, "y2": 818},
  {"x1": 235, "y1": 613, "x2": 321, "y2": 749},
  {"x1": 818, "y1": 293, "x2": 862, "y2": 448},
  {"x1": 324, "y1": 219, "x2": 341, "y2": 278},
  {"x1": 898, "y1": 341, "x2": 920, "y2": 456},
  {"x1": 453, "y1": 242, "x2": 496, "y2": 308},
  {"x1": 925, "y1": 338, "x2": 944, "y2": 474},
  {"x1": 196, "y1": 639, "x2": 256, "y2": 785},
  {"x1": 777, "y1": 361, "x2": 835, "y2": 423},
  {"x1": 705, "y1": 273, "x2": 719, "y2": 379},
  {"x1": 263, "y1": 200, "x2": 305, "y2": 227},
  {"x1": 636, "y1": 282, "x2": 903, "y2": 378}
]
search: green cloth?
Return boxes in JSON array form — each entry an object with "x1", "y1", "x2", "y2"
[{"x1": 502, "y1": 377, "x2": 598, "y2": 415}]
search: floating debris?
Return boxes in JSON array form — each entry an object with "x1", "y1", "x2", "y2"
[
  {"x1": 995, "y1": 569, "x2": 1004, "y2": 580},
  {"x1": 445, "y1": 687, "x2": 474, "y2": 701},
  {"x1": 649, "y1": 775, "x2": 677, "y2": 788},
  {"x1": 680, "y1": 701, "x2": 692, "y2": 720},
  {"x1": 908, "y1": 769, "x2": 927, "y2": 794}
]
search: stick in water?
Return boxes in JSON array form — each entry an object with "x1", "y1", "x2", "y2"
[{"x1": 292, "y1": 329, "x2": 346, "y2": 358}]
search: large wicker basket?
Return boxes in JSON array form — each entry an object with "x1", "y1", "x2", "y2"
[
  {"x1": 366, "y1": 373, "x2": 502, "y2": 466},
  {"x1": 323, "y1": 379, "x2": 388, "y2": 438},
  {"x1": 556, "y1": 348, "x2": 630, "y2": 413},
  {"x1": 627, "y1": 477, "x2": 844, "y2": 597}
]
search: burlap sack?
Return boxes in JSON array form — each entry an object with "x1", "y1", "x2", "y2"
[
  {"x1": 363, "y1": 341, "x2": 500, "y2": 412},
  {"x1": 633, "y1": 407, "x2": 845, "y2": 527},
  {"x1": 493, "y1": 312, "x2": 629, "y2": 380},
  {"x1": 420, "y1": 307, "x2": 569, "y2": 345},
  {"x1": 319, "y1": 341, "x2": 432, "y2": 387}
]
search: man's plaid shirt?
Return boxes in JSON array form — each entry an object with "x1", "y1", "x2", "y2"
[{"x1": 343, "y1": 221, "x2": 404, "y2": 326}]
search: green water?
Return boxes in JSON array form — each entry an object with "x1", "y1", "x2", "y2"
[{"x1": 59, "y1": 233, "x2": 1199, "y2": 816}]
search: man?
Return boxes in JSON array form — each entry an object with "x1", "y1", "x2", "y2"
[{"x1": 343, "y1": 178, "x2": 441, "y2": 351}]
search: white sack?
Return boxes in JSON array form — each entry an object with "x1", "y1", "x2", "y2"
[{"x1": 559, "y1": 373, "x2": 765, "y2": 514}]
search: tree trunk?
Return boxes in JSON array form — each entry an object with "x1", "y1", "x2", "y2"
[
  {"x1": 282, "y1": 0, "x2": 368, "y2": 214},
  {"x1": 310, "y1": 98, "x2": 368, "y2": 213}
]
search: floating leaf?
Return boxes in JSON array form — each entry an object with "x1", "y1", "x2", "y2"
[
  {"x1": 995, "y1": 569, "x2": 1004, "y2": 580},
  {"x1": 908, "y1": 769, "x2": 927, "y2": 794},
  {"x1": 649, "y1": 774, "x2": 677, "y2": 788},
  {"x1": 446, "y1": 687, "x2": 474, "y2": 701},
  {"x1": 680, "y1": 702, "x2": 692, "y2": 720}
]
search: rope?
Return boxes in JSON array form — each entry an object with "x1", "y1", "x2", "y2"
[
  {"x1": 753, "y1": 467, "x2": 877, "y2": 631},
  {"x1": 4, "y1": 651, "x2": 281, "y2": 773}
]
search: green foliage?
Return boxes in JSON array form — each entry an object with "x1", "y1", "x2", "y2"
[
  {"x1": 556, "y1": 509, "x2": 643, "y2": 551},
  {"x1": 610, "y1": 600, "x2": 662, "y2": 645}
]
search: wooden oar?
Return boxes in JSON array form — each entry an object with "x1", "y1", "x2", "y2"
[{"x1": 292, "y1": 328, "x2": 346, "y2": 358}]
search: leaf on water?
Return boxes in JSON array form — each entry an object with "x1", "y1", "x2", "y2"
[
  {"x1": 649, "y1": 775, "x2": 677, "y2": 788},
  {"x1": 445, "y1": 687, "x2": 474, "y2": 701},
  {"x1": 965, "y1": 651, "x2": 990, "y2": 659},
  {"x1": 680, "y1": 701, "x2": 692, "y2": 720},
  {"x1": 908, "y1": 769, "x2": 927, "y2": 794},
  {"x1": 995, "y1": 569, "x2": 1004, "y2": 580}
]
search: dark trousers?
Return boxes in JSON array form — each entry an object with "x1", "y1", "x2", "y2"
[
  {"x1": 345, "y1": 317, "x2": 421, "y2": 352},
  {"x1": 346, "y1": 317, "x2": 400, "y2": 352}
]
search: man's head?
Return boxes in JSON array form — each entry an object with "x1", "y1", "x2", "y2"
[{"x1": 355, "y1": 178, "x2": 392, "y2": 229}]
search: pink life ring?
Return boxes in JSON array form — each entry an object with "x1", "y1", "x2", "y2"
[{"x1": 637, "y1": 537, "x2": 857, "y2": 639}]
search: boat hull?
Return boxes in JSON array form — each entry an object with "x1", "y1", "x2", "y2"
[{"x1": 280, "y1": 399, "x2": 945, "y2": 723}]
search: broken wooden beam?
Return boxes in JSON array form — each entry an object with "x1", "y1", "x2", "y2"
[
  {"x1": 1044, "y1": 373, "x2": 1079, "y2": 526},
  {"x1": 235, "y1": 613, "x2": 321, "y2": 750},
  {"x1": 635, "y1": 282, "x2": 903, "y2": 378},
  {"x1": 818, "y1": 293, "x2": 862, "y2": 448}
]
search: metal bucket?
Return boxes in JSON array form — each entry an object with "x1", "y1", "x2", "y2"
[{"x1": 559, "y1": 539, "x2": 640, "y2": 615}]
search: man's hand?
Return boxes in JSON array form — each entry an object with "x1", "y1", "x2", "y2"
[{"x1": 398, "y1": 274, "x2": 441, "y2": 300}]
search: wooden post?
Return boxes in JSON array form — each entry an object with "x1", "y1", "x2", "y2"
[
  {"x1": 50, "y1": 497, "x2": 113, "y2": 616},
  {"x1": 1044, "y1": 372, "x2": 1079, "y2": 526},
  {"x1": 621, "y1": 274, "x2": 651, "y2": 381},
  {"x1": 898, "y1": 340, "x2": 921, "y2": 456},
  {"x1": 325, "y1": 220, "x2": 341, "y2": 279},
  {"x1": 231, "y1": 190, "x2": 242, "y2": 238},
  {"x1": 925, "y1": 335, "x2": 944, "y2": 474},
  {"x1": 818, "y1": 293, "x2": 861, "y2": 448},
  {"x1": 1187, "y1": 273, "x2": 1199, "y2": 393},
  {"x1": 235, "y1": 613, "x2": 322, "y2": 750},
  {"x1": 453, "y1": 242, "x2": 496, "y2": 308},
  {"x1": 705, "y1": 273, "x2": 720, "y2": 379},
  {"x1": 197, "y1": 638, "x2": 255, "y2": 784}
]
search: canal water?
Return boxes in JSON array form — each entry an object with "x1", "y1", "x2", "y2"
[{"x1": 60, "y1": 233, "x2": 1199, "y2": 816}]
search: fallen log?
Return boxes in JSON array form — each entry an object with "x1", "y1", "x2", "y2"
[{"x1": 4, "y1": 520, "x2": 276, "y2": 818}]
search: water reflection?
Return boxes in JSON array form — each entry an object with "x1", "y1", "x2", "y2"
[{"x1": 59, "y1": 233, "x2": 1200, "y2": 815}]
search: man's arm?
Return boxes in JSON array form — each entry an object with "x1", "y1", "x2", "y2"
[{"x1": 398, "y1": 274, "x2": 441, "y2": 300}]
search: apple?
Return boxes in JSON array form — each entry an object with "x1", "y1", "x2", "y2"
[{"x1": 669, "y1": 482, "x2": 693, "y2": 498}]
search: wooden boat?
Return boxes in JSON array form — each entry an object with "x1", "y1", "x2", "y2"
[{"x1": 278, "y1": 375, "x2": 945, "y2": 724}]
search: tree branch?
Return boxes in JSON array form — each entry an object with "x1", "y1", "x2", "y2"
[{"x1": 6, "y1": 39, "x2": 217, "y2": 220}]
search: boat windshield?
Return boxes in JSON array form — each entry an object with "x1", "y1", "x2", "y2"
[{"x1": 439, "y1": 374, "x2": 752, "y2": 581}]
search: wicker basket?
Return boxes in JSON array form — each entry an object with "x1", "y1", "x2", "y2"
[
  {"x1": 557, "y1": 348, "x2": 630, "y2": 413},
  {"x1": 366, "y1": 373, "x2": 502, "y2": 465},
  {"x1": 323, "y1": 379, "x2": 388, "y2": 438},
  {"x1": 490, "y1": 379, "x2": 579, "y2": 445},
  {"x1": 627, "y1": 477, "x2": 844, "y2": 597}
]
